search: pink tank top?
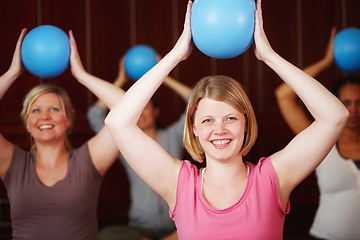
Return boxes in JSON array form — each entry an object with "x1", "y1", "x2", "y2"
[{"x1": 170, "y1": 157, "x2": 289, "y2": 240}]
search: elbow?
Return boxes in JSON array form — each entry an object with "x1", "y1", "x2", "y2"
[
  {"x1": 104, "y1": 111, "x2": 116, "y2": 131},
  {"x1": 105, "y1": 108, "x2": 128, "y2": 133},
  {"x1": 274, "y1": 87, "x2": 290, "y2": 102},
  {"x1": 274, "y1": 87, "x2": 282, "y2": 100},
  {"x1": 332, "y1": 107, "x2": 349, "y2": 131},
  {"x1": 274, "y1": 83, "x2": 297, "y2": 102},
  {"x1": 340, "y1": 108, "x2": 350, "y2": 128}
]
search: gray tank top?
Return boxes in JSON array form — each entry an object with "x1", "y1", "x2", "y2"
[{"x1": 4, "y1": 143, "x2": 102, "y2": 240}]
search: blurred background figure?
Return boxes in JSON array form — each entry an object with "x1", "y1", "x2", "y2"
[
  {"x1": 87, "y1": 57, "x2": 191, "y2": 240},
  {"x1": 275, "y1": 28, "x2": 360, "y2": 240}
]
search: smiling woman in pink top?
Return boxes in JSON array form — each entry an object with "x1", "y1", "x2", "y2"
[{"x1": 105, "y1": 0, "x2": 349, "y2": 239}]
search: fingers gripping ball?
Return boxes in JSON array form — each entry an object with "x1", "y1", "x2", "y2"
[
  {"x1": 124, "y1": 45, "x2": 158, "y2": 81},
  {"x1": 191, "y1": 0, "x2": 256, "y2": 59},
  {"x1": 21, "y1": 25, "x2": 70, "y2": 78},
  {"x1": 334, "y1": 28, "x2": 360, "y2": 73}
]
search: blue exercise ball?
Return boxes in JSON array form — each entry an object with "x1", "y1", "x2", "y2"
[
  {"x1": 191, "y1": 0, "x2": 256, "y2": 59},
  {"x1": 124, "y1": 45, "x2": 158, "y2": 80},
  {"x1": 334, "y1": 27, "x2": 360, "y2": 73},
  {"x1": 21, "y1": 25, "x2": 70, "y2": 78}
]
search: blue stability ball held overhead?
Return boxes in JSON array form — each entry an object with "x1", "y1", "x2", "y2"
[
  {"x1": 21, "y1": 25, "x2": 70, "y2": 78},
  {"x1": 124, "y1": 45, "x2": 158, "y2": 80},
  {"x1": 334, "y1": 27, "x2": 360, "y2": 73},
  {"x1": 191, "y1": 0, "x2": 256, "y2": 59}
]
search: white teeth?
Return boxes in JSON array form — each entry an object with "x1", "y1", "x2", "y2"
[
  {"x1": 39, "y1": 125, "x2": 53, "y2": 130},
  {"x1": 212, "y1": 139, "x2": 230, "y2": 146}
]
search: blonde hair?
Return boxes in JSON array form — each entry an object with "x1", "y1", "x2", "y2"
[
  {"x1": 20, "y1": 84, "x2": 75, "y2": 152},
  {"x1": 184, "y1": 75, "x2": 258, "y2": 163}
]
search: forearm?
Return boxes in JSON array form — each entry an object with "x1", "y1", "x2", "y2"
[
  {"x1": 104, "y1": 49, "x2": 184, "y2": 198},
  {"x1": 303, "y1": 58, "x2": 333, "y2": 77},
  {"x1": 275, "y1": 81, "x2": 296, "y2": 101},
  {"x1": 1, "y1": 29, "x2": 26, "y2": 100},
  {"x1": 304, "y1": 27, "x2": 335, "y2": 77},
  {"x1": 94, "y1": 72, "x2": 127, "y2": 110},
  {"x1": 0, "y1": 70, "x2": 19, "y2": 100},
  {"x1": 266, "y1": 52, "x2": 347, "y2": 126},
  {"x1": 76, "y1": 71, "x2": 125, "y2": 109},
  {"x1": 163, "y1": 75, "x2": 191, "y2": 100},
  {"x1": 274, "y1": 53, "x2": 334, "y2": 134},
  {"x1": 106, "y1": 50, "x2": 182, "y2": 129},
  {"x1": 275, "y1": 55, "x2": 332, "y2": 103}
]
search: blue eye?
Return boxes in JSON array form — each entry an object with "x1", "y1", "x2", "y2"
[
  {"x1": 32, "y1": 109, "x2": 40, "y2": 113},
  {"x1": 202, "y1": 119, "x2": 212, "y2": 123},
  {"x1": 50, "y1": 108, "x2": 59, "y2": 112},
  {"x1": 226, "y1": 117, "x2": 237, "y2": 122}
]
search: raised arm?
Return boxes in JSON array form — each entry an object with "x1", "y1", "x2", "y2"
[
  {"x1": 0, "y1": 28, "x2": 27, "y2": 179},
  {"x1": 163, "y1": 75, "x2": 191, "y2": 101},
  {"x1": 254, "y1": 0, "x2": 348, "y2": 208},
  {"x1": 275, "y1": 28, "x2": 336, "y2": 134},
  {"x1": 96, "y1": 56, "x2": 128, "y2": 109},
  {"x1": 105, "y1": 1, "x2": 193, "y2": 208},
  {"x1": 0, "y1": 29, "x2": 26, "y2": 99},
  {"x1": 69, "y1": 30, "x2": 123, "y2": 176},
  {"x1": 87, "y1": 57, "x2": 128, "y2": 134},
  {"x1": 302, "y1": 27, "x2": 335, "y2": 77},
  {"x1": 69, "y1": 31, "x2": 125, "y2": 109}
]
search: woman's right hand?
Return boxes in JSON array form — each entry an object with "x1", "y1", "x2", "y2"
[
  {"x1": 114, "y1": 56, "x2": 128, "y2": 87},
  {"x1": 169, "y1": 0, "x2": 193, "y2": 62},
  {"x1": 8, "y1": 28, "x2": 27, "y2": 78},
  {"x1": 323, "y1": 27, "x2": 336, "y2": 65},
  {"x1": 69, "y1": 30, "x2": 87, "y2": 81},
  {"x1": 0, "y1": 28, "x2": 26, "y2": 100}
]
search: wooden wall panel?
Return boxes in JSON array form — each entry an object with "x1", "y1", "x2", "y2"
[
  {"x1": 88, "y1": 0, "x2": 133, "y2": 226},
  {"x1": 0, "y1": 0, "x2": 38, "y2": 145},
  {"x1": 89, "y1": 0, "x2": 131, "y2": 80}
]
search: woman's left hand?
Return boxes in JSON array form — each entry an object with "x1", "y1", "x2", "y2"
[
  {"x1": 253, "y1": 0, "x2": 275, "y2": 62},
  {"x1": 69, "y1": 30, "x2": 86, "y2": 80},
  {"x1": 170, "y1": 0, "x2": 193, "y2": 62}
]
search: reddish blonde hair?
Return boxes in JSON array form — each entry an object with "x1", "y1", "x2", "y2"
[{"x1": 184, "y1": 75, "x2": 258, "y2": 163}]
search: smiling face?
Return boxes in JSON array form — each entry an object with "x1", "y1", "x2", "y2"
[
  {"x1": 192, "y1": 98, "x2": 247, "y2": 163},
  {"x1": 184, "y1": 75, "x2": 258, "y2": 163},
  {"x1": 338, "y1": 84, "x2": 360, "y2": 130},
  {"x1": 26, "y1": 92, "x2": 72, "y2": 145}
]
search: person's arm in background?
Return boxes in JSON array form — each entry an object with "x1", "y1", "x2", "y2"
[
  {"x1": 0, "y1": 29, "x2": 26, "y2": 99},
  {"x1": 105, "y1": 1, "x2": 193, "y2": 209},
  {"x1": 0, "y1": 28, "x2": 26, "y2": 180},
  {"x1": 160, "y1": 75, "x2": 192, "y2": 146},
  {"x1": 163, "y1": 75, "x2": 191, "y2": 101},
  {"x1": 252, "y1": 0, "x2": 347, "y2": 209},
  {"x1": 95, "y1": 56, "x2": 128, "y2": 109},
  {"x1": 157, "y1": 52, "x2": 191, "y2": 101},
  {"x1": 274, "y1": 27, "x2": 336, "y2": 134},
  {"x1": 87, "y1": 57, "x2": 128, "y2": 133},
  {"x1": 69, "y1": 30, "x2": 124, "y2": 176}
]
